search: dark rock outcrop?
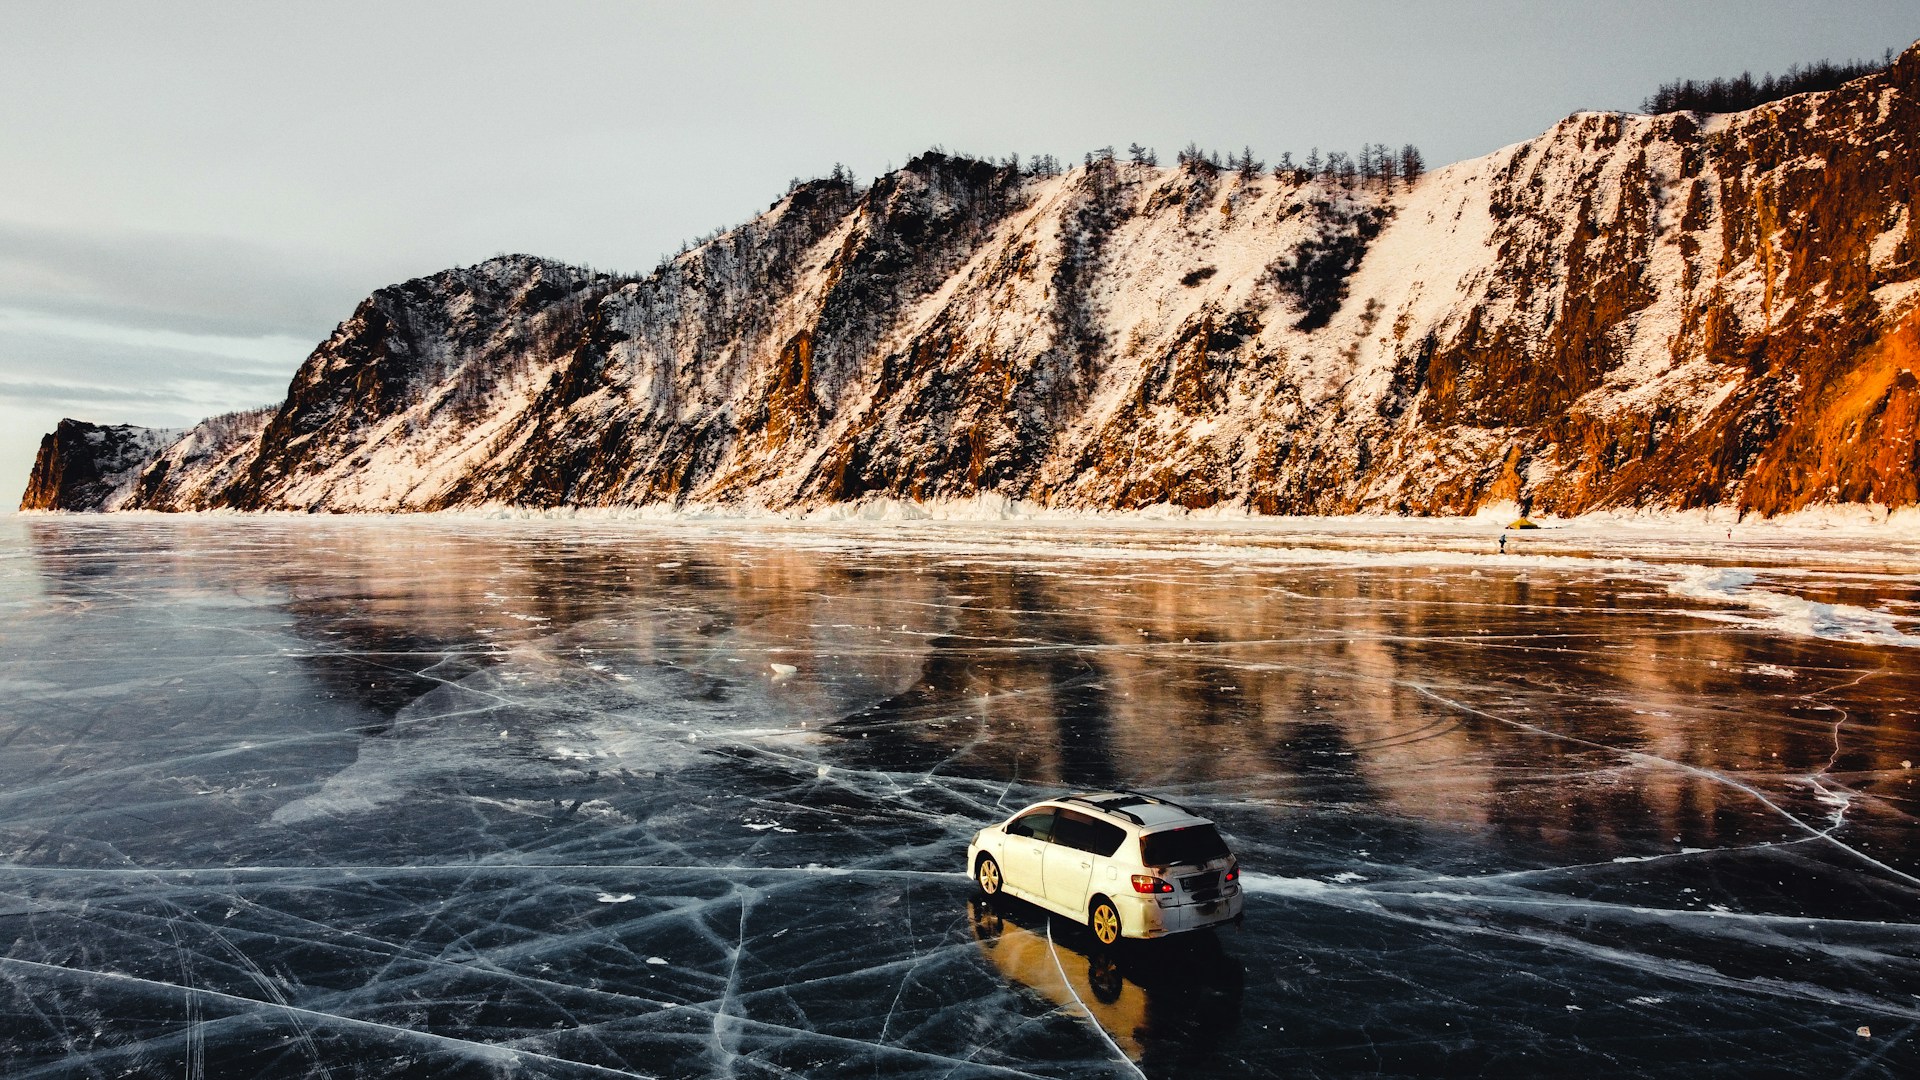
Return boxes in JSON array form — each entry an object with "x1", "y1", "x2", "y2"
[{"x1": 20, "y1": 420, "x2": 180, "y2": 511}]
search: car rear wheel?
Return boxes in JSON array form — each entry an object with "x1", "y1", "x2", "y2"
[
  {"x1": 976, "y1": 855, "x2": 1003, "y2": 896},
  {"x1": 1089, "y1": 897, "x2": 1121, "y2": 946}
]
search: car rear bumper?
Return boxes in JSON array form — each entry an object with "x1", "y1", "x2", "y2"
[{"x1": 1119, "y1": 883, "x2": 1243, "y2": 938}]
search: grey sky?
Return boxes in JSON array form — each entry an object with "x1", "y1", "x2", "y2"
[{"x1": 4, "y1": 0, "x2": 1917, "y2": 504}]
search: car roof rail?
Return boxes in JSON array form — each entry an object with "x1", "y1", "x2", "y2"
[
  {"x1": 1111, "y1": 788, "x2": 1200, "y2": 817},
  {"x1": 1060, "y1": 794, "x2": 1145, "y2": 826},
  {"x1": 1062, "y1": 790, "x2": 1205, "y2": 825}
]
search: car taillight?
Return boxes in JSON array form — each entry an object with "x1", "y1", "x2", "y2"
[
  {"x1": 1130, "y1": 874, "x2": 1173, "y2": 894},
  {"x1": 1224, "y1": 861, "x2": 1239, "y2": 883}
]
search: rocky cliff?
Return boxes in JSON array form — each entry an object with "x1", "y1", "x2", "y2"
[
  {"x1": 20, "y1": 420, "x2": 181, "y2": 511},
  {"x1": 23, "y1": 44, "x2": 1920, "y2": 516}
]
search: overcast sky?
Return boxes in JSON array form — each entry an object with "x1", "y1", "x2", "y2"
[{"x1": 3, "y1": 0, "x2": 1917, "y2": 505}]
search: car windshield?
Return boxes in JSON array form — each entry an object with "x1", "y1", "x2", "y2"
[{"x1": 1139, "y1": 824, "x2": 1229, "y2": 867}]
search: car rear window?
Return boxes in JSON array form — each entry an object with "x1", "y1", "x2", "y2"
[
  {"x1": 1139, "y1": 824, "x2": 1229, "y2": 867},
  {"x1": 1052, "y1": 808, "x2": 1127, "y2": 857}
]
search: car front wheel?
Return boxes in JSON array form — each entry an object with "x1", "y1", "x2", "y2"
[
  {"x1": 1089, "y1": 898, "x2": 1121, "y2": 946},
  {"x1": 976, "y1": 855, "x2": 1003, "y2": 896}
]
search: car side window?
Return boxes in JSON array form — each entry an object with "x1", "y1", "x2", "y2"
[
  {"x1": 1083, "y1": 818, "x2": 1126, "y2": 857},
  {"x1": 1007, "y1": 812, "x2": 1055, "y2": 841},
  {"x1": 1052, "y1": 809, "x2": 1127, "y2": 856}
]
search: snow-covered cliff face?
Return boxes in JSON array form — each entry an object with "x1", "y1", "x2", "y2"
[{"x1": 23, "y1": 45, "x2": 1920, "y2": 516}]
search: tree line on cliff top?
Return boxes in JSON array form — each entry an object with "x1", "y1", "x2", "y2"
[
  {"x1": 789, "y1": 140, "x2": 1425, "y2": 194},
  {"x1": 1057, "y1": 141, "x2": 1425, "y2": 188},
  {"x1": 1644, "y1": 49, "x2": 1895, "y2": 114}
]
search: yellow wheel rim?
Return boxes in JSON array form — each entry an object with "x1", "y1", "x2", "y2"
[
  {"x1": 979, "y1": 860, "x2": 1000, "y2": 894},
  {"x1": 1092, "y1": 905, "x2": 1119, "y2": 944}
]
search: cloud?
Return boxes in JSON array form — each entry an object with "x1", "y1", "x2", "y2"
[
  {"x1": 0, "y1": 379, "x2": 202, "y2": 407},
  {"x1": 0, "y1": 228, "x2": 356, "y2": 500},
  {"x1": 0, "y1": 220, "x2": 380, "y2": 341},
  {"x1": 0, "y1": 307, "x2": 297, "y2": 429},
  {"x1": 0, "y1": 306, "x2": 314, "y2": 367},
  {"x1": 0, "y1": 310, "x2": 297, "y2": 506}
]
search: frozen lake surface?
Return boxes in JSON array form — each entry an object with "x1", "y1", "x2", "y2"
[{"x1": 1, "y1": 513, "x2": 1916, "y2": 1078}]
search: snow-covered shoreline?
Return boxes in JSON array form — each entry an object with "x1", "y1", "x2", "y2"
[{"x1": 16, "y1": 493, "x2": 1920, "y2": 537}]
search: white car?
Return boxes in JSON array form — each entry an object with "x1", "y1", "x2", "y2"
[{"x1": 965, "y1": 791, "x2": 1243, "y2": 945}]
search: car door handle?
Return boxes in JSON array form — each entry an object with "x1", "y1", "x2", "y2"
[{"x1": 1079, "y1": 861, "x2": 1090, "y2": 869}]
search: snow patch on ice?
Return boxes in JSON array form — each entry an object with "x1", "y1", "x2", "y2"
[
  {"x1": 1239, "y1": 872, "x2": 1347, "y2": 897},
  {"x1": 1668, "y1": 567, "x2": 1920, "y2": 647}
]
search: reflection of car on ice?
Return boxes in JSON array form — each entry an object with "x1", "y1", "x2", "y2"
[
  {"x1": 966, "y1": 894, "x2": 1245, "y2": 1062},
  {"x1": 965, "y1": 791, "x2": 1243, "y2": 945}
]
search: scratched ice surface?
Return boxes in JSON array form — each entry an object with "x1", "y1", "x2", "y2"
[{"x1": 0, "y1": 515, "x2": 1916, "y2": 1079}]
